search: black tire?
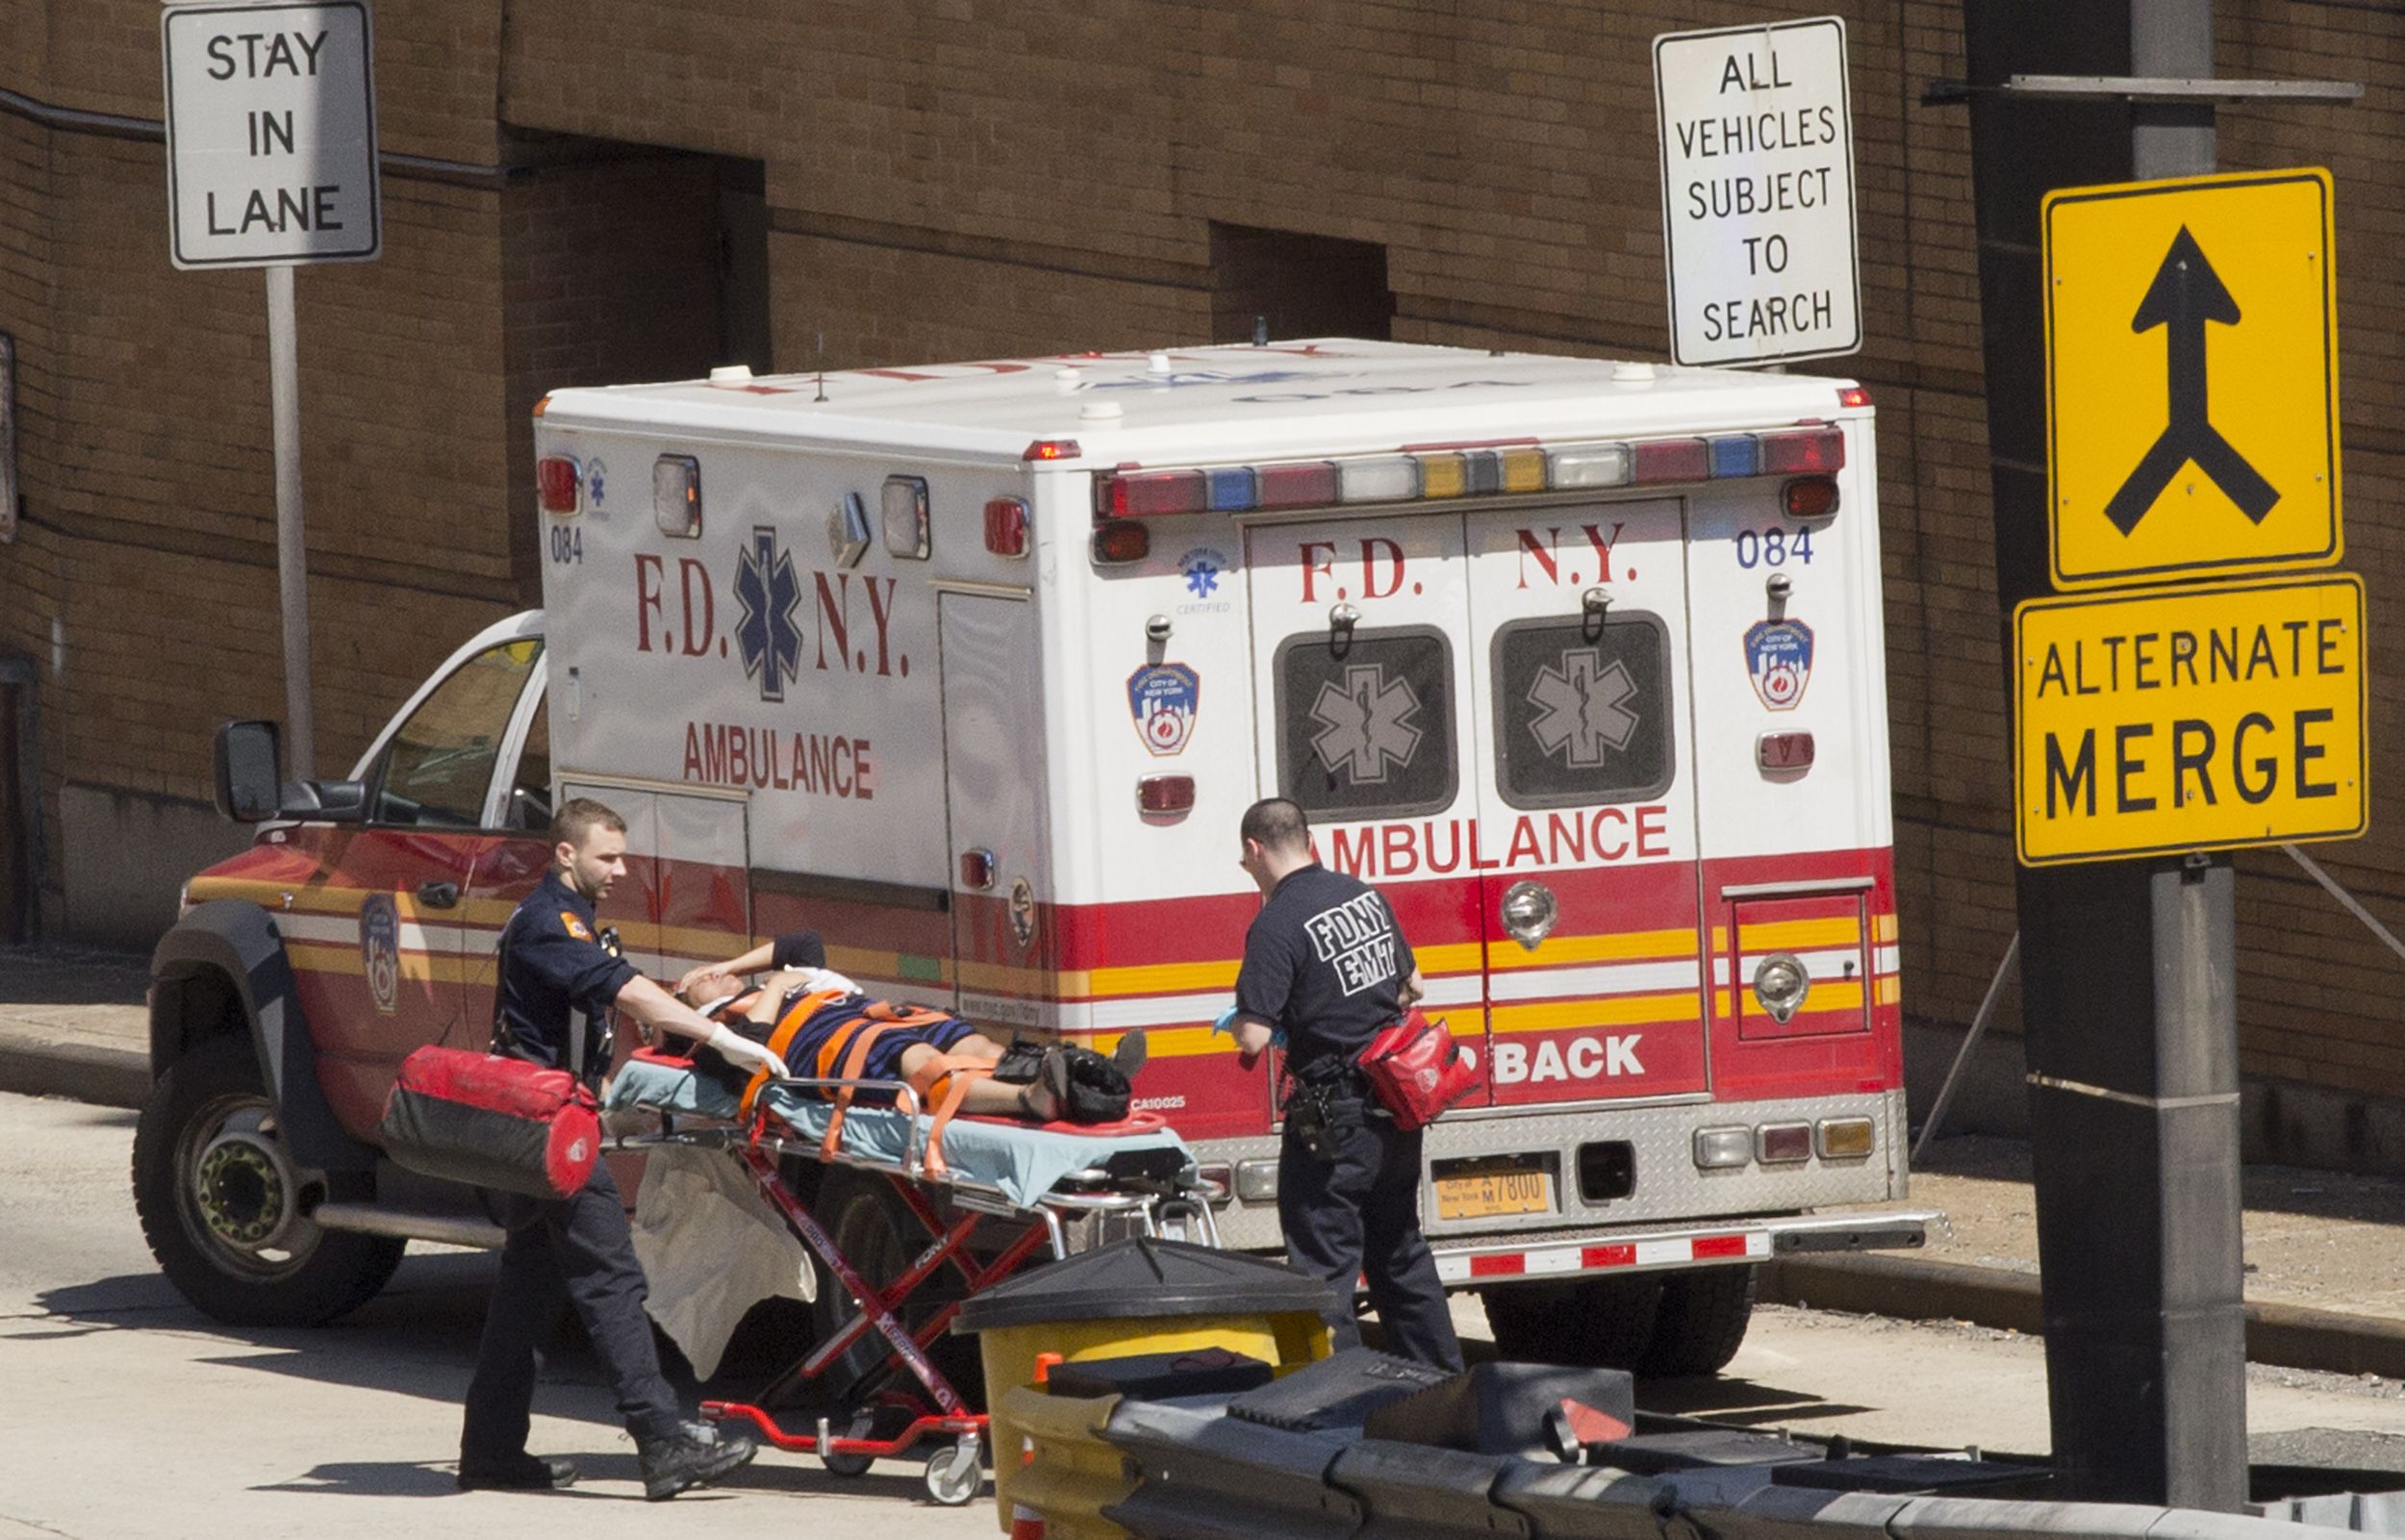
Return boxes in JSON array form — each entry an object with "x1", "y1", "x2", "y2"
[
  {"x1": 808, "y1": 1171, "x2": 985, "y2": 1410},
  {"x1": 131, "y1": 1034, "x2": 404, "y2": 1326},
  {"x1": 1637, "y1": 1266, "x2": 1757, "y2": 1378},
  {"x1": 1481, "y1": 1273, "x2": 1662, "y2": 1370}
]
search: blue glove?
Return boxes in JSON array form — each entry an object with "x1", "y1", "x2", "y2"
[{"x1": 1211, "y1": 1004, "x2": 1283, "y2": 1048}]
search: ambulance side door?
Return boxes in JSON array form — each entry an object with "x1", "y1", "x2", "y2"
[{"x1": 939, "y1": 592, "x2": 1054, "y2": 1029}]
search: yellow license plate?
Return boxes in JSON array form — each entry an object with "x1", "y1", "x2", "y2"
[{"x1": 1434, "y1": 1168, "x2": 1554, "y2": 1222}]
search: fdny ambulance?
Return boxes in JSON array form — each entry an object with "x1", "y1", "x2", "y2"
[{"x1": 139, "y1": 340, "x2": 1932, "y2": 1374}]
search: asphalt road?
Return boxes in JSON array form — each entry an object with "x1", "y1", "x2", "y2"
[{"x1": 6, "y1": 1088, "x2": 2403, "y2": 1539}]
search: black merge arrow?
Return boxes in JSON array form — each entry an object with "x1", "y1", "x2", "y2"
[{"x1": 2101, "y1": 225, "x2": 2281, "y2": 535}]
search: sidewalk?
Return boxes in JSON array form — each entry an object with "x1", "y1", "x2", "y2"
[{"x1": 6, "y1": 943, "x2": 2405, "y2": 1377}]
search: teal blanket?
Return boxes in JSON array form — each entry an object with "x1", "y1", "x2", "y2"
[{"x1": 605, "y1": 1055, "x2": 1191, "y2": 1211}]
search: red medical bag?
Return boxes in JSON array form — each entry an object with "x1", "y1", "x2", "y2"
[
  {"x1": 1355, "y1": 1008, "x2": 1484, "y2": 1132},
  {"x1": 378, "y1": 1045, "x2": 600, "y2": 1201}
]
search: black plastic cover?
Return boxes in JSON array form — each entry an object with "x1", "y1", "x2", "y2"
[
  {"x1": 952, "y1": 1238, "x2": 1338, "y2": 1333},
  {"x1": 1227, "y1": 1348, "x2": 1454, "y2": 1432},
  {"x1": 1363, "y1": 1361, "x2": 1636, "y2": 1459},
  {"x1": 1047, "y1": 1347, "x2": 1275, "y2": 1402},
  {"x1": 1585, "y1": 1428, "x2": 1818, "y2": 1475}
]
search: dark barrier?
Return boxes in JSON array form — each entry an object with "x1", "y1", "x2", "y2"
[
  {"x1": 1495, "y1": 1463, "x2": 1694, "y2": 1540},
  {"x1": 1329, "y1": 1439, "x2": 1532, "y2": 1540},
  {"x1": 1101, "y1": 1399, "x2": 1361, "y2": 1540}
]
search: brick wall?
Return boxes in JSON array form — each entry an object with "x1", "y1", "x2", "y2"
[{"x1": 7, "y1": 2, "x2": 2405, "y2": 1150}]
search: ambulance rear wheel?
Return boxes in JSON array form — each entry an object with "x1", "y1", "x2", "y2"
[
  {"x1": 132, "y1": 1034, "x2": 405, "y2": 1326},
  {"x1": 1481, "y1": 1274, "x2": 1661, "y2": 1371},
  {"x1": 1636, "y1": 1265, "x2": 1757, "y2": 1378},
  {"x1": 810, "y1": 1171, "x2": 984, "y2": 1408}
]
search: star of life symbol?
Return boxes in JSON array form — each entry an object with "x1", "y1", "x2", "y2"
[
  {"x1": 1526, "y1": 648, "x2": 1639, "y2": 768},
  {"x1": 1310, "y1": 664, "x2": 1423, "y2": 784},
  {"x1": 1183, "y1": 553, "x2": 1219, "y2": 597},
  {"x1": 734, "y1": 524, "x2": 803, "y2": 702}
]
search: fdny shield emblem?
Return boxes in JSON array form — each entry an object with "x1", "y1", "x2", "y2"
[
  {"x1": 1744, "y1": 619, "x2": 1814, "y2": 711},
  {"x1": 359, "y1": 893, "x2": 400, "y2": 1015},
  {"x1": 1127, "y1": 663, "x2": 1201, "y2": 756}
]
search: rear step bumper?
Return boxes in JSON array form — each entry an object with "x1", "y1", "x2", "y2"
[{"x1": 1434, "y1": 1207, "x2": 1938, "y2": 1286}]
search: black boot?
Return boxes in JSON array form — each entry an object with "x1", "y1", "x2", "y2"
[
  {"x1": 456, "y1": 1453, "x2": 579, "y2": 1491},
  {"x1": 637, "y1": 1422, "x2": 758, "y2": 1501}
]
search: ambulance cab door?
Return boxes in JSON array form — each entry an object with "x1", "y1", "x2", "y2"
[
  {"x1": 1245, "y1": 515, "x2": 1489, "y2": 1105},
  {"x1": 1460, "y1": 500, "x2": 1709, "y2": 1108},
  {"x1": 939, "y1": 593, "x2": 1054, "y2": 1032}
]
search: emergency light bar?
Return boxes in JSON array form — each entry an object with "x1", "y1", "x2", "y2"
[{"x1": 1093, "y1": 426, "x2": 1844, "y2": 521}]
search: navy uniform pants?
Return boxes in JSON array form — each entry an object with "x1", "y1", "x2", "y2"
[
  {"x1": 461, "y1": 1159, "x2": 685, "y2": 1461},
  {"x1": 1278, "y1": 1090, "x2": 1465, "y2": 1373}
]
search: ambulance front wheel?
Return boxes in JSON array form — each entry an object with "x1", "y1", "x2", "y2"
[{"x1": 132, "y1": 1034, "x2": 405, "y2": 1325}]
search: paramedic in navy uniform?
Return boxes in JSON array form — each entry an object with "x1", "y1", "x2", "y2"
[
  {"x1": 460, "y1": 796, "x2": 782, "y2": 1499},
  {"x1": 1228, "y1": 796, "x2": 1464, "y2": 1372}
]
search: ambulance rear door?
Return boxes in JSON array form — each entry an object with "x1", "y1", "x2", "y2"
[
  {"x1": 1245, "y1": 497, "x2": 1709, "y2": 1111},
  {"x1": 1459, "y1": 500, "x2": 1708, "y2": 1107}
]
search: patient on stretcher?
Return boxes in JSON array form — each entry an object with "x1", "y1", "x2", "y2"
[{"x1": 673, "y1": 932, "x2": 1143, "y2": 1127}]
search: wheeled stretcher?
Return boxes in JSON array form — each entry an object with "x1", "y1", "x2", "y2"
[{"x1": 604, "y1": 1051, "x2": 1219, "y2": 1504}]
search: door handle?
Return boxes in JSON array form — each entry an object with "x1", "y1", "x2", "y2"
[
  {"x1": 416, "y1": 880, "x2": 461, "y2": 910},
  {"x1": 1499, "y1": 879, "x2": 1557, "y2": 950}
]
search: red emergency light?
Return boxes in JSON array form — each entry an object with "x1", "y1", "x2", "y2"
[
  {"x1": 537, "y1": 455, "x2": 581, "y2": 516},
  {"x1": 983, "y1": 497, "x2": 1030, "y2": 558},
  {"x1": 1136, "y1": 774, "x2": 1195, "y2": 817}
]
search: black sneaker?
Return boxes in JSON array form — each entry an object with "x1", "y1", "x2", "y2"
[
  {"x1": 638, "y1": 1422, "x2": 758, "y2": 1501},
  {"x1": 1111, "y1": 1027, "x2": 1149, "y2": 1077},
  {"x1": 456, "y1": 1453, "x2": 578, "y2": 1491}
]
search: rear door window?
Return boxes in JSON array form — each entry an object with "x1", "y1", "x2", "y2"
[
  {"x1": 1488, "y1": 614, "x2": 1677, "y2": 808},
  {"x1": 1272, "y1": 625, "x2": 1456, "y2": 820}
]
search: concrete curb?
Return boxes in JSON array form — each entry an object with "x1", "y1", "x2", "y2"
[
  {"x1": 0, "y1": 1029, "x2": 146, "y2": 1110},
  {"x1": 1763, "y1": 1252, "x2": 2405, "y2": 1381},
  {"x1": 8, "y1": 1027, "x2": 2405, "y2": 1384}
]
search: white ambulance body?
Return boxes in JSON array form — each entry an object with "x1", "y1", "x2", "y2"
[{"x1": 522, "y1": 339, "x2": 1927, "y2": 1358}]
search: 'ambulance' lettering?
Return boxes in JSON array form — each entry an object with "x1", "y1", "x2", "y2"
[{"x1": 1323, "y1": 808, "x2": 1672, "y2": 877}]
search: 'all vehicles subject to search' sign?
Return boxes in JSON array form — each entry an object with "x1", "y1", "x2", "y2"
[
  {"x1": 161, "y1": 0, "x2": 380, "y2": 268},
  {"x1": 2013, "y1": 574, "x2": 2365, "y2": 866},
  {"x1": 1653, "y1": 14, "x2": 1861, "y2": 367}
]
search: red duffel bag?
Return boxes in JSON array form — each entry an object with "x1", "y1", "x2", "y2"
[
  {"x1": 1355, "y1": 1007, "x2": 1485, "y2": 1132},
  {"x1": 378, "y1": 1045, "x2": 601, "y2": 1201}
]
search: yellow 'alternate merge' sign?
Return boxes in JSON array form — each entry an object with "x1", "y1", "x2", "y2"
[
  {"x1": 2014, "y1": 574, "x2": 2365, "y2": 867},
  {"x1": 2045, "y1": 168, "x2": 2340, "y2": 589}
]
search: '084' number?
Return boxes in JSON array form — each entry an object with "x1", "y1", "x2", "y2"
[
  {"x1": 548, "y1": 524, "x2": 583, "y2": 565},
  {"x1": 1734, "y1": 525, "x2": 1811, "y2": 568}
]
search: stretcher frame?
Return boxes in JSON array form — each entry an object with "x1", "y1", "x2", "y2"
[{"x1": 622, "y1": 1068, "x2": 1221, "y2": 1504}]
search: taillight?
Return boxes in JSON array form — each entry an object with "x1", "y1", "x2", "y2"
[
  {"x1": 958, "y1": 849, "x2": 996, "y2": 891},
  {"x1": 1024, "y1": 439, "x2": 1081, "y2": 462},
  {"x1": 1137, "y1": 774, "x2": 1195, "y2": 817},
  {"x1": 537, "y1": 455, "x2": 581, "y2": 516},
  {"x1": 1837, "y1": 385, "x2": 1872, "y2": 409},
  {"x1": 1092, "y1": 521, "x2": 1150, "y2": 565},
  {"x1": 983, "y1": 497, "x2": 1029, "y2": 558},
  {"x1": 1784, "y1": 477, "x2": 1841, "y2": 518}
]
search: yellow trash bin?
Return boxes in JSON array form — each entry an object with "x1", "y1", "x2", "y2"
[{"x1": 953, "y1": 1238, "x2": 1338, "y2": 1526}]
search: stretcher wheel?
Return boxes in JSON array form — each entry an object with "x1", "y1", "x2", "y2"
[
  {"x1": 924, "y1": 1440, "x2": 982, "y2": 1506},
  {"x1": 821, "y1": 1409, "x2": 878, "y2": 1477}
]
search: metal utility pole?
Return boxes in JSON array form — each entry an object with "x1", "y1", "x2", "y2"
[
  {"x1": 1962, "y1": 0, "x2": 2245, "y2": 1510},
  {"x1": 266, "y1": 265, "x2": 316, "y2": 780}
]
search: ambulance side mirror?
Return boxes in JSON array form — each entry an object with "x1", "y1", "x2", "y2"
[
  {"x1": 214, "y1": 720, "x2": 368, "y2": 824},
  {"x1": 215, "y1": 720, "x2": 284, "y2": 822}
]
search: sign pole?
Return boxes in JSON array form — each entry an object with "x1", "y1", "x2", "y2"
[{"x1": 264, "y1": 262, "x2": 315, "y2": 780}]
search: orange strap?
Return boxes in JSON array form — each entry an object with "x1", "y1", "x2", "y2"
[
  {"x1": 735, "y1": 986, "x2": 856, "y2": 1119},
  {"x1": 818, "y1": 1021, "x2": 903, "y2": 1161},
  {"x1": 914, "y1": 1055, "x2": 998, "y2": 1179}
]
